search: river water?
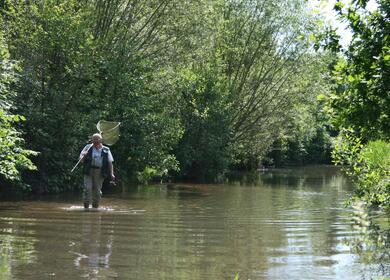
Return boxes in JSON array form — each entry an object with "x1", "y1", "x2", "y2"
[{"x1": 0, "y1": 166, "x2": 386, "y2": 279}]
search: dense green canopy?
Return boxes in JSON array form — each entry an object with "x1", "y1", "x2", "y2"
[{"x1": 0, "y1": 0, "x2": 336, "y2": 192}]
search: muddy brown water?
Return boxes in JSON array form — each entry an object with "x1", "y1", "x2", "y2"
[{"x1": 0, "y1": 166, "x2": 384, "y2": 279}]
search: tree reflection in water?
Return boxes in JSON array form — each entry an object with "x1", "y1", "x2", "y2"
[{"x1": 349, "y1": 202, "x2": 390, "y2": 278}]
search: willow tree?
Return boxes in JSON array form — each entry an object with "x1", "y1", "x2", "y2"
[
  {"x1": 2, "y1": 0, "x2": 329, "y2": 187},
  {"x1": 82, "y1": 0, "x2": 217, "y2": 183},
  {"x1": 174, "y1": 0, "x2": 322, "y2": 179},
  {"x1": 222, "y1": 0, "x2": 317, "y2": 156},
  {"x1": 1, "y1": 0, "x2": 218, "y2": 190}
]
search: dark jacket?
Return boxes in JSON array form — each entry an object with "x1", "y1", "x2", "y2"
[{"x1": 82, "y1": 145, "x2": 111, "y2": 178}]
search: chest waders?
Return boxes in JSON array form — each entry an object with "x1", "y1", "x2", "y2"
[{"x1": 82, "y1": 146, "x2": 110, "y2": 208}]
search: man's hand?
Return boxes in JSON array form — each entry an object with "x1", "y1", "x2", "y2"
[
  {"x1": 79, "y1": 151, "x2": 88, "y2": 162},
  {"x1": 110, "y1": 174, "x2": 116, "y2": 187}
]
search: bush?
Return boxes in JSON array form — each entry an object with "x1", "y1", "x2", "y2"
[
  {"x1": 355, "y1": 140, "x2": 390, "y2": 208},
  {"x1": 333, "y1": 132, "x2": 390, "y2": 209}
]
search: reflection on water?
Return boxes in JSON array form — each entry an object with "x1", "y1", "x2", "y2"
[
  {"x1": 0, "y1": 166, "x2": 388, "y2": 279},
  {"x1": 0, "y1": 220, "x2": 37, "y2": 279},
  {"x1": 71, "y1": 212, "x2": 116, "y2": 278}
]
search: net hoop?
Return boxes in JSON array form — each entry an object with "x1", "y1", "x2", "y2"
[{"x1": 96, "y1": 120, "x2": 121, "y2": 146}]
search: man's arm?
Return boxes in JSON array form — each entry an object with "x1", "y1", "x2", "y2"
[
  {"x1": 79, "y1": 144, "x2": 92, "y2": 163},
  {"x1": 107, "y1": 149, "x2": 115, "y2": 179},
  {"x1": 108, "y1": 162, "x2": 115, "y2": 180}
]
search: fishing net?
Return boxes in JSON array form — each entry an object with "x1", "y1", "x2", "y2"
[
  {"x1": 70, "y1": 120, "x2": 121, "y2": 172},
  {"x1": 97, "y1": 120, "x2": 121, "y2": 146}
]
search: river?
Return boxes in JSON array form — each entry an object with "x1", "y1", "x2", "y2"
[{"x1": 0, "y1": 166, "x2": 386, "y2": 279}]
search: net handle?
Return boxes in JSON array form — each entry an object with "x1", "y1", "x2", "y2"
[{"x1": 71, "y1": 121, "x2": 121, "y2": 172}]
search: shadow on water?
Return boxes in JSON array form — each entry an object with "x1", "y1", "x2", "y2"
[
  {"x1": 228, "y1": 165, "x2": 354, "y2": 190},
  {"x1": 165, "y1": 184, "x2": 211, "y2": 199}
]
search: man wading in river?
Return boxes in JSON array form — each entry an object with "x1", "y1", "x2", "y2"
[{"x1": 79, "y1": 133, "x2": 115, "y2": 209}]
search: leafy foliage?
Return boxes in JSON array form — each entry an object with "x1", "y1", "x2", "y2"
[
  {"x1": 325, "y1": 0, "x2": 390, "y2": 209},
  {"x1": 175, "y1": 0, "x2": 332, "y2": 176},
  {"x1": 1, "y1": 0, "x2": 192, "y2": 191},
  {"x1": 265, "y1": 53, "x2": 335, "y2": 167},
  {"x1": 174, "y1": 62, "x2": 232, "y2": 181},
  {"x1": 221, "y1": 0, "x2": 316, "y2": 156},
  {"x1": 334, "y1": 133, "x2": 390, "y2": 209},
  {"x1": 0, "y1": 0, "x2": 339, "y2": 191},
  {"x1": 327, "y1": 0, "x2": 390, "y2": 141},
  {"x1": 0, "y1": 30, "x2": 37, "y2": 188}
]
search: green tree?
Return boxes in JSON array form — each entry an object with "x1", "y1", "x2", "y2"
[
  {"x1": 174, "y1": 62, "x2": 232, "y2": 181},
  {"x1": 174, "y1": 0, "x2": 328, "y2": 178},
  {"x1": 325, "y1": 0, "x2": 390, "y2": 209},
  {"x1": 1, "y1": 0, "x2": 217, "y2": 190},
  {"x1": 82, "y1": 0, "x2": 212, "y2": 183},
  {"x1": 328, "y1": 0, "x2": 389, "y2": 141},
  {"x1": 0, "y1": 0, "x2": 342, "y2": 189},
  {"x1": 265, "y1": 52, "x2": 335, "y2": 167},
  {"x1": 0, "y1": 30, "x2": 37, "y2": 189},
  {"x1": 1, "y1": 0, "x2": 98, "y2": 191}
]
